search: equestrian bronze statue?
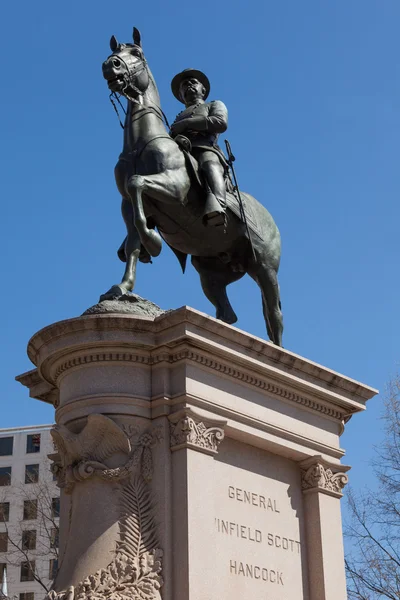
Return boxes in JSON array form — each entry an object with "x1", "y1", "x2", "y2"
[{"x1": 101, "y1": 28, "x2": 284, "y2": 346}]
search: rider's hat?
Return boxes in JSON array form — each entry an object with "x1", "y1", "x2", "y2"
[{"x1": 171, "y1": 68, "x2": 210, "y2": 102}]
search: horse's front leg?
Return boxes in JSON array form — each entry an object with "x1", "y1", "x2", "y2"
[
  {"x1": 100, "y1": 198, "x2": 142, "y2": 300},
  {"x1": 127, "y1": 168, "x2": 189, "y2": 257}
]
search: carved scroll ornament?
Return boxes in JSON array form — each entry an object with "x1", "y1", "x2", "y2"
[
  {"x1": 301, "y1": 462, "x2": 349, "y2": 496},
  {"x1": 170, "y1": 415, "x2": 225, "y2": 455}
]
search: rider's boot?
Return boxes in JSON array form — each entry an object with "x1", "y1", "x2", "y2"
[
  {"x1": 203, "y1": 192, "x2": 226, "y2": 227},
  {"x1": 201, "y1": 156, "x2": 227, "y2": 227}
]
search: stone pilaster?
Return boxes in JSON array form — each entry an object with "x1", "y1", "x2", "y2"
[{"x1": 300, "y1": 456, "x2": 350, "y2": 600}]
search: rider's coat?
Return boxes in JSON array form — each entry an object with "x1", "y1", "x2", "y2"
[{"x1": 172, "y1": 100, "x2": 228, "y2": 164}]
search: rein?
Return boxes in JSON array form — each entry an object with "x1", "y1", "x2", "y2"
[{"x1": 109, "y1": 92, "x2": 126, "y2": 129}]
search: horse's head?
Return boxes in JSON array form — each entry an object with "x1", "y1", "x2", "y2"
[{"x1": 102, "y1": 27, "x2": 149, "y2": 98}]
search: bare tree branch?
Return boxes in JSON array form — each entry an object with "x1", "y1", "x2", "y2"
[
  {"x1": 0, "y1": 477, "x2": 59, "y2": 593},
  {"x1": 346, "y1": 375, "x2": 400, "y2": 599}
]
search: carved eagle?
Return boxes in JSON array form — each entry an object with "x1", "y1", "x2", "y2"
[{"x1": 51, "y1": 414, "x2": 131, "y2": 466}]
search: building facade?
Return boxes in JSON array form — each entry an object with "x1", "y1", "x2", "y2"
[{"x1": 0, "y1": 425, "x2": 59, "y2": 600}]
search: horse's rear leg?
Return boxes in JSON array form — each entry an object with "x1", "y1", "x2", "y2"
[
  {"x1": 250, "y1": 265, "x2": 283, "y2": 346},
  {"x1": 261, "y1": 297, "x2": 274, "y2": 342},
  {"x1": 191, "y1": 256, "x2": 243, "y2": 325}
]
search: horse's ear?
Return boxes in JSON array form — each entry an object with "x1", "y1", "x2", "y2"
[
  {"x1": 110, "y1": 35, "x2": 118, "y2": 52},
  {"x1": 133, "y1": 27, "x2": 142, "y2": 47}
]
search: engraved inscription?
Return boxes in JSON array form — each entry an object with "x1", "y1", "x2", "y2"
[
  {"x1": 267, "y1": 533, "x2": 301, "y2": 553},
  {"x1": 229, "y1": 560, "x2": 284, "y2": 585},
  {"x1": 215, "y1": 518, "x2": 262, "y2": 542},
  {"x1": 228, "y1": 485, "x2": 280, "y2": 512},
  {"x1": 220, "y1": 484, "x2": 301, "y2": 591},
  {"x1": 215, "y1": 517, "x2": 301, "y2": 553}
]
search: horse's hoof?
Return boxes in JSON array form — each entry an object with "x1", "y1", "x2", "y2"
[
  {"x1": 216, "y1": 310, "x2": 238, "y2": 325},
  {"x1": 99, "y1": 285, "x2": 126, "y2": 302}
]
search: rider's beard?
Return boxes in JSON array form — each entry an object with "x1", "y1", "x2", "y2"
[{"x1": 185, "y1": 89, "x2": 201, "y2": 104}]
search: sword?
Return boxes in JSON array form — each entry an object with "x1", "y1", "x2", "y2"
[{"x1": 225, "y1": 139, "x2": 257, "y2": 262}]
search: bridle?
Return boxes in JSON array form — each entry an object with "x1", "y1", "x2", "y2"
[
  {"x1": 107, "y1": 51, "x2": 170, "y2": 130},
  {"x1": 111, "y1": 51, "x2": 148, "y2": 98}
]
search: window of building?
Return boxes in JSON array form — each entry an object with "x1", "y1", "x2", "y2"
[
  {"x1": 0, "y1": 467, "x2": 11, "y2": 486},
  {"x1": 20, "y1": 560, "x2": 35, "y2": 582},
  {"x1": 23, "y1": 500, "x2": 38, "y2": 521},
  {"x1": 22, "y1": 530, "x2": 36, "y2": 551},
  {"x1": 0, "y1": 564, "x2": 6, "y2": 584},
  {"x1": 0, "y1": 533, "x2": 8, "y2": 553},
  {"x1": 20, "y1": 593, "x2": 34, "y2": 600},
  {"x1": 51, "y1": 497, "x2": 60, "y2": 518},
  {"x1": 50, "y1": 527, "x2": 59, "y2": 549},
  {"x1": 0, "y1": 437, "x2": 13, "y2": 456},
  {"x1": 26, "y1": 434, "x2": 41, "y2": 454},
  {"x1": 0, "y1": 502, "x2": 10, "y2": 522},
  {"x1": 25, "y1": 464, "x2": 39, "y2": 484},
  {"x1": 49, "y1": 559, "x2": 58, "y2": 580}
]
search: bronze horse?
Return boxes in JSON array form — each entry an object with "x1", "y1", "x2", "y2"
[{"x1": 101, "y1": 28, "x2": 283, "y2": 346}]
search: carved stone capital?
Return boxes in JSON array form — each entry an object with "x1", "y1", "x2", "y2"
[
  {"x1": 300, "y1": 456, "x2": 350, "y2": 498},
  {"x1": 169, "y1": 408, "x2": 226, "y2": 455}
]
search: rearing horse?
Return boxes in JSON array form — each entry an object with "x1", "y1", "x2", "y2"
[{"x1": 101, "y1": 28, "x2": 283, "y2": 346}]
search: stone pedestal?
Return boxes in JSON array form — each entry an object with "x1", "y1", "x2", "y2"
[{"x1": 17, "y1": 306, "x2": 377, "y2": 600}]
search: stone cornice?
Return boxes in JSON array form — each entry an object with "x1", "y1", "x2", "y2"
[
  {"x1": 24, "y1": 308, "x2": 377, "y2": 398},
  {"x1": 26, "y1": 313, "x2": 157, "y2": 366},
  {"x1": 153, "y1": 308, "x2": 378, "y2": 402},
  {"x1": 17, "y1": 346, "x2": 365, "y2": 422},
  {"x1": 18, "y1": 347, "x2": 346, "y2": 420},
  {"x1": 54, "y1": 351, "x2": 150, "y2": 382},
  {"x1": 166, "y1": 335, "x2": 372, "y2": 416},
  {"x1": 167, "y1": 348, "x2": 346, "y2": 420},
  {"x1": 17, "y1": 308, "x2": 377, "y2": 419},
  {"x1": 15, "y1": 368, "x2": 57, "y2": 405}
]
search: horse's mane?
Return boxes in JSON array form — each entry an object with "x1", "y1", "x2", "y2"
[{"x1": 144, "y1": 64, "x2": 162, "y2": 110}]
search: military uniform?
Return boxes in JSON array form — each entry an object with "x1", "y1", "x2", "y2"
[
  {"x1": 171, "y1": 100, "x2": 228, "y2": 165},
  {"x1": 171, "y1": 69, "x2": 228, "y2": 226}
]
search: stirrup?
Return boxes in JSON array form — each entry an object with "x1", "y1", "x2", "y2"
[{"x1": 204, "y1": 210, "x2": 226, "y2": 228}]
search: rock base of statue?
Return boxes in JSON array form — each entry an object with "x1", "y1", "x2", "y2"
[{"x1": 17, "y1": 305, "x2": 377, "y2": 600}]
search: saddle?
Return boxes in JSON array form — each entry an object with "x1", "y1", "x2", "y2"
[
  {"x1": 175, "y1": 135, "x2": 262, "y2": 240},
  {"x1": 174, "y1": 134, "x2": 232, "y2": 191}
]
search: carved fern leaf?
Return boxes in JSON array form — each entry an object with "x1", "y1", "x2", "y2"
[
  {"x1": 119, "y1": 476, "x2": 159, "y2": 559},
  {"x1": 73, "y1": 474, "x2": 162, "y2": 600}
]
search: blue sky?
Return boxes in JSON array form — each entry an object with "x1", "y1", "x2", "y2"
[{"x1": 1, "y1": 1, "x2": 399, "y2": 499}]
